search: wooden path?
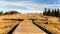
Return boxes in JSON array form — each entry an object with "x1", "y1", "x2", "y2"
[{"x1": 12, "y1": 20, "x2": 46, "y2": 34}]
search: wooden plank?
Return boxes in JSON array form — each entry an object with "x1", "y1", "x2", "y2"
[{"x1": 12, "y1": 20, "x2": 46, "y2": 34}]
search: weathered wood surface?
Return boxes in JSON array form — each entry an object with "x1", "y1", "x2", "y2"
[{"x1": 12, "y1": 20, "x2": 46, "y2": 34}]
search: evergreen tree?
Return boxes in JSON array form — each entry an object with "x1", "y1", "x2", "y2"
[
  {"x1": 47, "y1": 8, "x2": 50, "y2": 16},
  {"x1": 43, "y1": 8, "x2": 60, "y2": 17},
  {"x1": 58, "y1": 12, "x2": 60, "y2": 17},
  {"x1": 52, "y1": 9, "x2": 55, "y2": 16},
  {"x1": 43, "y1": 8, "x2": 47, "y2": 15},
  {"x1": 55, "y1": 9, "x2": 58, "y2": 16},
  {"x1": 0, "y1": 11, "x2": 3, "y2": 15},
  {"x1": 57, "y1": 9, "x2": 59, "y2": 17}
]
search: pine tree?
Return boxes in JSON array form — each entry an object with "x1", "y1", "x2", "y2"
[
  {"x1": 0, "y1": 11, "x2": 3, "y2": 15},
  {"x1": 57, "y1": 9, "x2": 59, "y2": 17},
  {"x1": 47, "y1": 8, "x2": 50, "y2": 16},
  {"x1": 58, "y1": 12, "x2": 60, "y2": 17},
  {"x1": 52, "y1": 9, "x2": 55, "y2": 16},
  {"x1": 43, "y1": 8, "x2": 47, "y2": 15}
]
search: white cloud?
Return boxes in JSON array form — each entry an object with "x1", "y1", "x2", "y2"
[{"x1": 0, "y1": 1, "x2": 60, "y2": 13}]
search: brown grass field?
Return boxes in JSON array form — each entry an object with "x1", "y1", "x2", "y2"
[
  {"x1": 0, "y1": 13, "x2": 60, "y2": 34},
  {"x1": 34, "y1": 16, "x2": 60, "y2": 34},
  {"x1": 0, "y1": 20, "x2": 20, "y2": 34}
]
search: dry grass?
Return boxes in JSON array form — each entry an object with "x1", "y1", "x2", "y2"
[
  {"x1": 34, "y1": 17, "x2": 60, "y2": 34},
  {"x1": 0, "y1": 13, "x2": 60, "y2": 34},
  {"x1": 0, "y1": 20, "x2": 20, "y2": 34}
]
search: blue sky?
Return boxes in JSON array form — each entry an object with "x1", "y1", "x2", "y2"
[{"x1": 0, "y1": 0, "x2": 60, "y2": 14}]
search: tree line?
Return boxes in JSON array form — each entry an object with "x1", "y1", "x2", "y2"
[
  {"x1": 0, "y1": 11, "x2": 20, "y2": 15},
  {"x1": 43, "y1": 8, "x2": 60, "y2": 17}
]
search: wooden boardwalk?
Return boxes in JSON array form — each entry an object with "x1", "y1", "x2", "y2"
[{"x1": 12, "y1": 20, "x2": 46, "y2": 34}]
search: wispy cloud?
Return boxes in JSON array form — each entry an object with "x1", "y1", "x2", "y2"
[{"x1": 0, "y1": 0, "x2": 60, "y2": 13}]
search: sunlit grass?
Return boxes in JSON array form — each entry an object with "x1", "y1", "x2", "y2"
[
  {"x1": 34, "y1": 17, "x2": 60, "y2": 34},
  {"x1": 0, "y1": 20, "x2": 20, "y2": 34}
]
